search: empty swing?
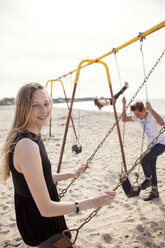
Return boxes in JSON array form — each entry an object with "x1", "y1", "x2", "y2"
[
  {"x1": 68, "y1": 75, "x2": 82, "y2": 155},
  {"x1": 46, "y1": 78, "x2": 82, "y2": 155}
]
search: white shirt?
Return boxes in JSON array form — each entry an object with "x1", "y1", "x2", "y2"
[
  {"x1": 99, "y1": 99, "x2": 110, "y2": 104},
  {"x1": 131, "y1": 112, "x2": 165, "y2": 146}
]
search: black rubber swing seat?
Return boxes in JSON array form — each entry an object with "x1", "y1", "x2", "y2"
[
  {"x1": 72, "y1": 145, "x2": 82, "y2": 155},
  {"x1": 121, "y1": 177, "x2": 141, "y2": 198}
]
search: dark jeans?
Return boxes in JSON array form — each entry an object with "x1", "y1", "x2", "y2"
[
  {"x1": 141, "y1": 143, "x2": 165, "y2": 186},
  {"x1": 109, "y1": 85, "x2": 127, "y2": 105}
]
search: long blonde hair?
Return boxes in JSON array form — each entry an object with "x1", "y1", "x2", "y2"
[{"x1": 0, "y1": 82, "x2": 52, "y2": 182}]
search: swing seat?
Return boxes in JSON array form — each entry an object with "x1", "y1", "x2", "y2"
[
  {"x1": 53, "y1": 234, "x2": 72, "y2": 248},
  {"x1": 129, "y1": 185, "x2": 141, "y2": 197},
  {"x1": 121, "y1": 177, "x2": 141, "y2": 198},
  {"x1": 72, "y1": 144, "x2": 82, "y2": 155}
]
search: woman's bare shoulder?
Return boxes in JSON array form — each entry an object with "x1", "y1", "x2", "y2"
[{"x1": 15, "y1": 137, "x2": 39, "y2": 153}]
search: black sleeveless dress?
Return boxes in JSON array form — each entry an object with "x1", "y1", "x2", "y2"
[{"x1": 9, "y1": 131, "x2": 71, "y2": 247}]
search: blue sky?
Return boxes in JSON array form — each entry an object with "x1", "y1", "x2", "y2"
[{"x1": 0, "y1": 0, "x2": 164, "y2": 100}]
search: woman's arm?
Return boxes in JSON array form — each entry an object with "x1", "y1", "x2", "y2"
[
  {"x1": 14, "y1": 138, "x2": 116, "y2": 218},
  {"x1": 52, "y1": 164, "x2": 88, "y2": 183},
  {"x1": 146, "y1": 102, "x2": 165, "y2": 126}
]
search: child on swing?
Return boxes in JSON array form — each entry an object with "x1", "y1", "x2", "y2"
[{"x1": 94, "y1": 82, "x2": 129, "y2": 110}]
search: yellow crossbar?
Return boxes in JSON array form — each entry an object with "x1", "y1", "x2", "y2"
[{"x1": 48, "y1": 20, "x2": 165, "y2": 81}]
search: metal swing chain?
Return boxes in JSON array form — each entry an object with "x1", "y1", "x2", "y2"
[
  {"x1": 140, "y1": 39, "x2": 148, "y2": 154},
  {"x1": 114, "y1": 51, "x2": 126, "y2": 174},
  {"x1": 140, "y1": 38, "x2": 148, "y2": 101},
  {"x1": 63, "y1": 125, "x2": 165, "y2": 245},
  {"x1": 58, "y1": 49, "x2": 165, "y2": 200},
  {"x1": 59, "y1": 122, "x2": 117, "y2": 199},
  {"x1": 78, "y1": 78, "x2": 81, "y2": 145},
  {"x1": 114, "y1": 51, "x2": 123, "y2": 88},
  {"x1": 69, "y1": 73, "x2": 76, "y2": 144},
  {"x1": 71, "y1": 73, "x2": 81, "y2": 146},
  {"x1": 117, "y1": 126, "x2": 165, "y2": 187},
  {"x1": 65, "y1": 73, "x2": 79, "y2": 144},
  {"x1": 135, "y1": 39, "x2": 148, "y2": 182}
]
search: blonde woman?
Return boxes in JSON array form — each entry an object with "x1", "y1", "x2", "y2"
[{"x1": 1, "y1": 83, "x2": 116, "y2": 248}]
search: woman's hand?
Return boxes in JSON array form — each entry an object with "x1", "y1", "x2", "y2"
[
  {"x1": 95, "y1": 190, "x2": 116, "y2": 207},
  {"x1": 74, "y1": 163, "x2": 88, "y2": 177},
  {"x1": 80, "y1": 190, "x2": 116, "y2": 211}
]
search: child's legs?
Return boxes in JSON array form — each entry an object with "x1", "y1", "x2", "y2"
[{"x1": 109, "y1": 85, "x2": 127, "y2": 105}]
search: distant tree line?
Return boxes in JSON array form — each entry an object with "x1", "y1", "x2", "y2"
[
  {"x1": 52, "y1": 97, "x2": 93, "y2": 103},
  {"x1": 0, "y1": 97, "x2": 15, "y2": 105},
  {"x1": 0, "y1": 97, "x2": 94, "y2": 105}
]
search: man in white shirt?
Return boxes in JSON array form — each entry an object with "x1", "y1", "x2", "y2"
[{"x1": 122, "y1": 97, "x2": 165, "y2": 201}]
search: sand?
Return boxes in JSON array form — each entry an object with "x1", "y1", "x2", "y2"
[{"x1": 0, "y1": 105, "x2": 165, "y2": 248}]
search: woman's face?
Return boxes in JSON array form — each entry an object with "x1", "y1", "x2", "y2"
[{"x1": 28, "y1": 89, "x2": 52, "y2": 133}]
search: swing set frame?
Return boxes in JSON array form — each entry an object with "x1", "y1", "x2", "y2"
[
  {"x1": 45, "y1": 21, "x2": 165, "y2": 246},
  {"x1": 46, "y1": 20, "x2": 165, "y2": 174}
]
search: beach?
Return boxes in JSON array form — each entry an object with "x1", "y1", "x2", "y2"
[{"x1": 0, "y1": 105, "x2": 165, "y2": 248}]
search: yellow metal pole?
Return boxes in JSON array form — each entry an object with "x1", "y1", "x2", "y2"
[
  {"x1": 95, "y1": 60, "x2": 127, "y2": 172},
  {"x1": 46, "y1": 79, "x2": 79, "y2": 141},
  {"x1": 46, "y1": 79, "x2": 65, "y2": 138},
  {"x1": 46, "y1": 80, "x2": 53, "y2": 137},
  {"x1": 57, "y1": 59, "x2": 127, "y2": 173},
  {"x1": 48, "y1": 21, "x2": 165, "y2": 82},
  {"x1": 98, "y1": 20, "x2": 165, "y2": 58},
  {"x1": 57, "y1": 59, "x2": 95, "y2": 173}
]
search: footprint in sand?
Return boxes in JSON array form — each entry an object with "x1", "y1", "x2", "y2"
[
  {"x1": 96, "y1": 244, "x2": 103, "y2": 248},
  {"x1": 3, "y1": 237, "x2": 22, "y2": 248},
  {"x1": 148, "y1": 220, "x2": 159, "y2": 231},
  {"x1": 136, "y1": 224, "x2": 151, "y2": 237},
  {"x1": 0, "y1": 204, "x2": 8, "y2": 211},
  {"x1": 1, "y1": 230, "x2": 9, "y2": 235},
  {"x1": 123, "y1": 203, "x2": 133, "y2": 210},
  {"x1": 9, "y1": 216, "x2": 15, "y2": 222},
  {"x1": 9, "y1": 222, "x2": 16, "y2": 228},
  {"x1": 102, "y1": 233, "x2": 112, "y2": 244}
]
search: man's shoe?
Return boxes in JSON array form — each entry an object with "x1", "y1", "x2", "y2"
[
  {"x1": 140, "y1": 179, "x2": 151, "y2": 190},
  {"x1": 144, "y1": 188, "x2": 159, "y2": 201}
]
